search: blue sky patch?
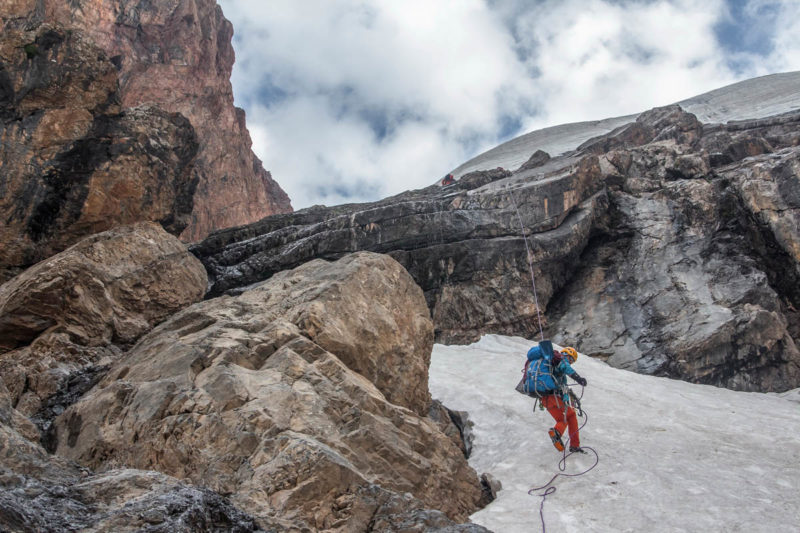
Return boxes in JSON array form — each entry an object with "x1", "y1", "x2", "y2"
[{"x1": 714, "y1": 0, "x2": 778, "y2": 57}]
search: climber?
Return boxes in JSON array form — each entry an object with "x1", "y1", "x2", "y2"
[
  {"x1": 542, "y1": 346, "x2": 587, "y2": 453},
  {"x1": 517, "y1": 341, "x2": 589, "y2": 452},
  {"x1": 441, "y1": 173, "x2": 455, "y2": 186}
]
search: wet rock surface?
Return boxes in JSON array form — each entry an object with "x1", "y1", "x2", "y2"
[
  {"x1": 53, "y1": 252, "x2": 485, "y2": 530},
  {"x1": 193, "y1": 106, "x2": 800, "y2": 392}
]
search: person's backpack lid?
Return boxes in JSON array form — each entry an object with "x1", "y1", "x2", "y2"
[
  {"x1": 526, "y1": 339, "x2": 554, "y2": 361},
  {"x1": 526, "y1": 346, "x2": 542, "y2": 361}
]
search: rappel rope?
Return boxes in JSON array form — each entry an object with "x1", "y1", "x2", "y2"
[
  {"x1": 434, "y1": 203, "x2": 452, "y2": 289},
  {"x1": 507, "y1": 187, "x2": 545, "y2": 341},
  {"x1": 506, "y1": 184, "x2": 599, "y2": 532}
]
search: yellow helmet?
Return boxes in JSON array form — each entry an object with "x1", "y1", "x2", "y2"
[{"x1": 562, "y1": 346, "x2": 578, "y2": 363}]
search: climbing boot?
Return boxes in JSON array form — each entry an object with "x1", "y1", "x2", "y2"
[
  {"x1": 569, "y1": 446, "x2": 586, "y2": 454},
  {"x1": 548, "y1": 428, "x2": 564, "y2": 452}
]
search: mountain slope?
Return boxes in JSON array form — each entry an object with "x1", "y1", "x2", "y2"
[
  {"x1": 429, "y1": 335, "x2": 800, "y2": 532},
  {"x1": 450, "y1": 71, "x2": 800, "y2": 178},
  {"x1": 193, "y1": 101, "x2": 800, "y2": 392}
]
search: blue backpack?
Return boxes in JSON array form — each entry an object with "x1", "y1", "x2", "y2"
[{"x1": 516, "y1": 340, "x2": 558, "y2": 396}]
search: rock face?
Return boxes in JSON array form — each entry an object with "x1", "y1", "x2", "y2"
[
  {"x1": 42, "y1": 0, "x2": 293, "y2": 241},
  {"x1": 193, "y1": 107, "x2": 800, "y2": 392},
  {"x1": 193, "y1": 164, "x2": 600, "y2": 345},
  {"x1": 54, "y1": 252, "x2": 485, "y2": 530},
  {"x1": 549, "y1": 108, "x2": 800, "y2": 391},
  {"x1": 0, "y1": 222, "x2": 207, "y2": 441},
  {"x1": 0, "y1": 23, "x2": 199, "y2": 281},
  {"x1": 0, "y1": 1, "x2": 292, "y2": 279}
]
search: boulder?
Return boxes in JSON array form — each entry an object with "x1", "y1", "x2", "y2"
[
  {"x1": 0, "y1": 392, "x2": 263, "y2": 533},
  {"x1": 518, "y1": 149, "x2": 551, "y2": 171},
  {"x1": 53, "y1": 252, "x2": 484, "y2": 529},
  {"x1": 0, "y1": 222, "x2": 207, "y2": 435}
]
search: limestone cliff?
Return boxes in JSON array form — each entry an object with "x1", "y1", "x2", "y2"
[
  {"x1": 42, "y1": 0, "x2": 293, "y2": 241},
  {"x1": 0, "y1": 22, "x2": 200, "y2": 282}
]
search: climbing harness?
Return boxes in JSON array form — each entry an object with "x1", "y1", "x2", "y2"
[{"x1": 568, "y1": 388, "x2": 583, "y2": 417}]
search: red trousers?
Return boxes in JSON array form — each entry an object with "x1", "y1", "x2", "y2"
[{"x1": 542, "y1": 395, "x2": 580, "y2": 448}]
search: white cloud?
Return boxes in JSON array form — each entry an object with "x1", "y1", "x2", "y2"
[
  {"x1": 218, "y1": 0, "x2": 796, "y2": 209},
  {"x1": 221, "y1": 0, "x2": 536, "y2": 207},
  {"x1": 762, "y1": 1, "x2": 800, "y2": 73},
  {"x1": 512, "y1": 0, "x2": 737, "y2": 130}
]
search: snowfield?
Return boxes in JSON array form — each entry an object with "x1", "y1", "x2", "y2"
[{"x1": 429, "y1": 335, "x2": 800, "y2": 533}]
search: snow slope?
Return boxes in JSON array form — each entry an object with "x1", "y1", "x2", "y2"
[
  {"x1": 429, "y1": 335, "x2": 800, "y2": 533},
  {"x1": 450, "y1": 71, "x2": 800, "y2": 178}
]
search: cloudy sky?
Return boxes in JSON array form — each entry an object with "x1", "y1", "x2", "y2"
[{"x1": 218, "y1": 0, "x2": 800, "y2": 209}]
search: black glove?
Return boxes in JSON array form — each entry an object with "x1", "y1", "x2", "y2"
[{"x1": 574, "y1": 374, "x2": 587, "y2": 387}]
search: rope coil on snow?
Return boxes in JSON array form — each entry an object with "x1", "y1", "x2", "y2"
[{"x1": 528, "y1": 385, "x2": 599, "y2": 533}]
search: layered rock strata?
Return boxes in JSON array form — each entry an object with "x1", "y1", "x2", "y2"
[
  {"x1": 0, "y1": 222, "x2": 207, "y2": 443},
  {"x1": 193, "y1": 107, "x2": 800, "y2": 392},
  {"x1": 193, "y1": 163, "x2": 600, "y2": 346},
  {"x1": 54, "y1": 252, "x2": 486, "y2": 530}
]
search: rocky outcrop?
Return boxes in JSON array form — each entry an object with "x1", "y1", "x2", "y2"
[
  {"x1": 547, "y1": 108, "x2": 800, "y2": 391},
  {"x1": 518, "y1": 149, "x2": 551, "y2": 171},
  {"x1": 41, "y1": 0, "x2": 292, "y2": 241},
  {"x1": 0, "y1": 1, "x2": 292, "y2": 276},
  {"x1": 429, "y1": 400, "x2": 475, "y2": 459},
  {"x1": 193, "y1": 164, "x2": 601, "y2": 346},
  {"x1": 0, "y1": 222, "x2": 207, "y2": 441},
  {"x1": 192, "y1": 106, "x2": 800, "y2": 392},
  {"x1": 54, "y1": 252, "x2": 485, "y2": 530},
  {"x1": 1, "y1": 380, "x2": 263, "y2": 533},
  {"x1": 0, "y1": 23, "x2": 200, "y2": 281}
]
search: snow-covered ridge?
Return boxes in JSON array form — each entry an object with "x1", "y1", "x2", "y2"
[
  {"x1": 429, "y1": 335, "x2": 800, "y2": 532},
  {"x1": 451, "y1": 71, "x2": 800, "y2": 178}
]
